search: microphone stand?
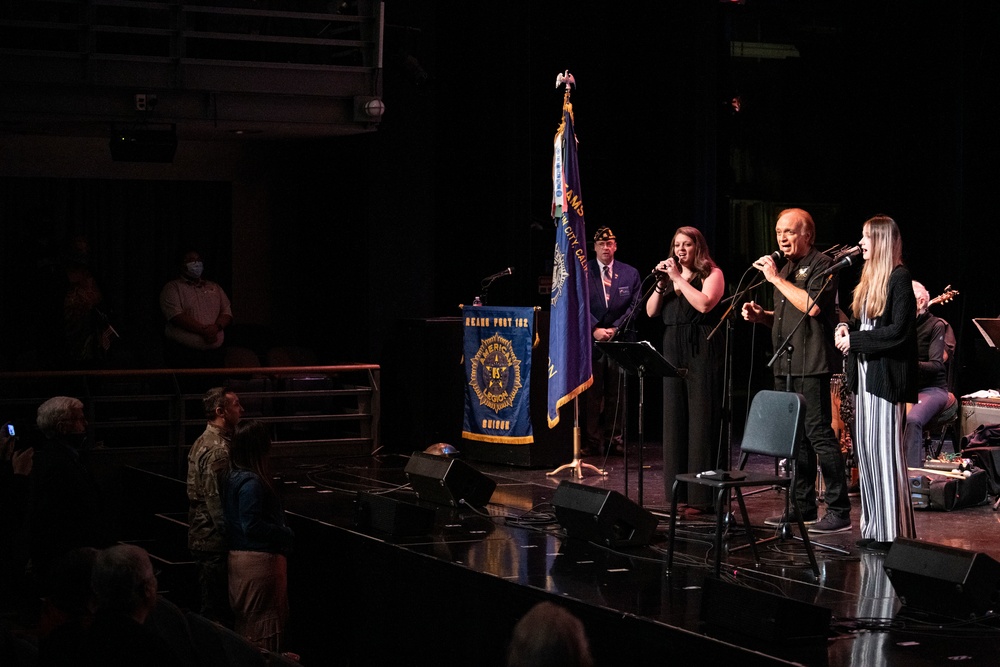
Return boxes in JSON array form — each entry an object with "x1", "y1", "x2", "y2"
[
  {"x1": 720, "y1": 275, "x2": 768, "y2": 304},
  {"x1": 760, "y1": 271, "x2": 849, "y2": 554},
  {"x1": 594, "y1": 273, "x2": 658, "y2": 492},
  {"x1": 708, "y1": 274, "x2": 758, "y2": 341},
  {"x1": 706, "y1": 265, "x2": 760, "y2": 529},
  {"x1": 477, "y1": 271, "x2": 512, "y2": 306}
]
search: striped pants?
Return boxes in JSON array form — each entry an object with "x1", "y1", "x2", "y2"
[{"x1": 854, "y1": 361, "x2": 916, "y2": 542}]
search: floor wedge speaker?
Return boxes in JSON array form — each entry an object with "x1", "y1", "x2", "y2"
[
  {"x1": 552, "y1": 480, "x2": 657, "y2": 547},
  {"x1": 884, "y1": 537, "x2": 1000, "y2": 619},
  {"x1": 404, "y1": 452, "x2": 496, "y2": 508}
]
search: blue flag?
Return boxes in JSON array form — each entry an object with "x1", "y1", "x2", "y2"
[
  {"x1": 547, "y1": 102, "x2": 592, "y2": 428},
  {"x1": 462, "y1": 305, "x2": 536, "y2": 444}
]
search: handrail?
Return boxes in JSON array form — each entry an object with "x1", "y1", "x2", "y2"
[
  {"x1": 0, "y1": 364, "x2": 381, "y2": 477},
  {"x1": 0, "y1": 1, "x2": 378, "y2": 65},
  {"x1": 0, "y1": 364, "x2": 379, "y2": 380}
]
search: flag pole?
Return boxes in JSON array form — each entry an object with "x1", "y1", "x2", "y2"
[{"x1": 546, "y1": 70, "x2": 606, "y2": 480}]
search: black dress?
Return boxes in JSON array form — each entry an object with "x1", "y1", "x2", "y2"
[{"x1": 659, "y1": 276, "x2": 725, "y2": 508}]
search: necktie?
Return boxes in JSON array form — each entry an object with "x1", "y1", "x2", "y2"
[{"x1": 603, "y1": 265, "x2": 612, "y2": 305}]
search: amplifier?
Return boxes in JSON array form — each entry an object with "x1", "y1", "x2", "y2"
[{"x1": 959, "y1": 397, "x2": 1000, "y2": 439}]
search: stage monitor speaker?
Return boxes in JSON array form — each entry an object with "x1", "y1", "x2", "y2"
[
  {"x1": 884, "y1": 537, "x2": 1000, "y2": 619},
  {"x1": 551, "y1": 480, "x2": 657, "y2": 548},
  {"x1": 354, "y1": 491, "x2": 435, "y2": 537},
  {"x1": 403, "y1": 452, "x2": 496, "y2": 508},
  {"x1": 700, "y1": 577, "x2": 831, "y2": 643}
]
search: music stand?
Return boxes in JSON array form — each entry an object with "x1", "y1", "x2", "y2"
[
  {"x1": 973, "y1": 318, "x2": 1000, "y2": 349},
  {"x1": 596, "y1": 340, "x2": 686, "y2": 507}
]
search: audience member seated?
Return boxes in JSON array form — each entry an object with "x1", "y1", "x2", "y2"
[
  {"x1": 506, "y1": 601, "x2": 594, "y2": 667},
  {"x1": 81, "y1": 544, "x2": 183, "y2": 667},
  {"x1": 903, "y1": 281, "x2": 956, "y2": 468}
]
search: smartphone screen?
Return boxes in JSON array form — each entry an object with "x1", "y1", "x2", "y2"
[{"x1": 6, "y1": 424, "x2": 14, "y2": 437}]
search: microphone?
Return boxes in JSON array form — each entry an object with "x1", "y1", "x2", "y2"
[
  {"x1": 824, "y1": 246, "x2": 862, "y2": 274},
  {"x1": 483, "y1": 267, "x2": 514, "y2": 282},
  {"x1": 750, "y1": 250, "x2": 786, "y2": 272},
  {"x1": 653, "y1": 255, "x2": 681, "y2": 279}
]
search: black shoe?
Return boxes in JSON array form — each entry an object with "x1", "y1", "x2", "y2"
[
  {"x1": 808, "y1": 514, "x2": 852, "y2": 534},
  {"x1": 856, "y1": 538, "x2": 875, "y2": 548}
]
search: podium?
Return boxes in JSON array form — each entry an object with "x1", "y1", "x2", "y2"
[
  {"x1": 595, "y1": 340, "x2": 686, "y2": 505},
  {"x1": 461, "y1": 311, "x2": 574, "y2": 467}
]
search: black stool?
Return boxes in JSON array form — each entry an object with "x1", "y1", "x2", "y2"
[{"x1": 924, "y1": 392, "x2": 959, "y2": 459}]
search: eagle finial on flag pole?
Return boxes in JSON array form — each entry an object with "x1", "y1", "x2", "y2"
[{"x1": 555, "y1": 70, "x2": 576, "y2": 92}]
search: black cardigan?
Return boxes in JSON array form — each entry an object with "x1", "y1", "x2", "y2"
[{"x1": 844, "y1": 265, "x2": 919, "y2": 403}]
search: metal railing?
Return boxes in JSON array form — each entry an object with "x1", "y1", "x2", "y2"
[
  {"x1": 0, "y1": 0, "x2": 384, "y2": 115},
  {"x1": 0, "y1": 363, "x2": 380, "y2": 476}
]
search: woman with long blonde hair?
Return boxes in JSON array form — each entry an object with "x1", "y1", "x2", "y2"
[{"x1": 834, "y1": 215, "x2": 918, "y2": 552}]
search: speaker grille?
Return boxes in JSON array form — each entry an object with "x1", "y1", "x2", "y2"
[
  {"x1": 552, "y1": 481, "x2": 657, "y2": 548},
  {"x1": 403, "y1": 452, "x2": 496, "y2": 508},
  {"x1": 884, "y1": 537, "x2": 1000, "y2": 619}
]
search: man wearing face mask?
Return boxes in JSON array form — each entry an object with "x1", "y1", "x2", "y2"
[
  {"x1": 159, "y1": 249, "x2": 233, "y2": 368},
  {"x1": 28, "y1": 396, "x2": 109, "y2": 588}
]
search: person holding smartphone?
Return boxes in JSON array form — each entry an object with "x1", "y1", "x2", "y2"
[{"x1": 1, "y1": 420, "x2": 34, "y2": 597}]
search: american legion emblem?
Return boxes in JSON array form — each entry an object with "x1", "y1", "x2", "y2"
[
  {"x1": 469, "y1": 333, "x2": 523, "y2": 413},
  {"x1": 550, "y1": 245, "x2": 568, "y2": 306}
]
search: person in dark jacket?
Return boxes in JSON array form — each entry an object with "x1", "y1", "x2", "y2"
[
  {"x1": 835, "y1": 215, "x2": 918, "y2": 553},
  {"x1": 902, "y1": 281, "x2": 955, "y2": 468},
  {"x1": 29, "y1": 397, "x2": 109, "y2": 587},
  {"x1": 583, "y1": 226, "x2": 642, "y2": 456},
  {"x1": 222, "y1": 420, "x2": 293, "y2": 652}
]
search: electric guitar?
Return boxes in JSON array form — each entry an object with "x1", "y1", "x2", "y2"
[{"x1": 929, "y1": 286, "x2": 959, "y2": 307}]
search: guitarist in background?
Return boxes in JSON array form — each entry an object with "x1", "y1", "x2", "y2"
[{"x1": 903, "y1": 281, "x2": 957, "y2": 467}]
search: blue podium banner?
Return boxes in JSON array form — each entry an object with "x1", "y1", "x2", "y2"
[{"x1": 462, "y1": 305, "x2": 536, "y2": 445}]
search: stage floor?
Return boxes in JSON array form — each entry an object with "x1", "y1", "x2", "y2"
[{"x1": 265, "y1": 443, "x2": 1000, "y2": 666}]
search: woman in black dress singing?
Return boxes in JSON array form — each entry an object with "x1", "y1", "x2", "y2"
[
  {"x1": 834, "y1": 215, "x2": 918, "y2": 552},
  {"x1": 646, "y1": 226, "x2": 726, "y2": 514}
]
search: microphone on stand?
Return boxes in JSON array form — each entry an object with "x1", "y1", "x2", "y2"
[
  {"x1": 823, "y1": 246, "x2": 862, "y2": 274},
  {"x1": 483, "y1": 267, "x2": 514, "y2": 282}
]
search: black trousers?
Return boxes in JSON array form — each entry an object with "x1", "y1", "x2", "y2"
[{"x1": 775, "y1": 374, "x2": 851, "y2": 519}]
